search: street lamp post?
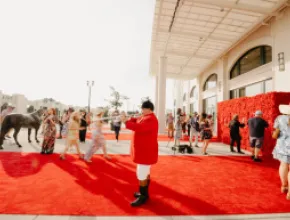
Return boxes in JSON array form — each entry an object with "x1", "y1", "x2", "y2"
[{"x1": 87, "y1": 81, "x2": 94, "y2": 113}]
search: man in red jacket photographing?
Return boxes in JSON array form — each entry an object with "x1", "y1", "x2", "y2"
[{"x1": 121, "y1": 100, "x2": 159, "y2": 207}]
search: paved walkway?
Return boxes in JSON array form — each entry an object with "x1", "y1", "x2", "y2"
[{"x1": 0, "y1": 129, "x2": 289, "y2": 220}]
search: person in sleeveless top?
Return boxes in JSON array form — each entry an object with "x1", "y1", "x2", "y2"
[
  {"x1": 60, "y1": 112, "x2": 84, "y2": 160},
  {"x1": 84, "y1": 108, "x2": 111, "y2": 163}
]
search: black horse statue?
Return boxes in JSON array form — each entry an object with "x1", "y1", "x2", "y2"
[{"x1": 0, "y1": 109, "x2": 44, "y2": 149}]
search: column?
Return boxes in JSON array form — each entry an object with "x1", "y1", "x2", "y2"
[
  {"x1": 155, "y1": 75, "x2": 159, "y2": 115},
  {"x1": 186, "y1": 81, "x2": 191, "y2": 114},
  {"x1": 157, "y1": 56, "x2": 167, "y2": 134},
  {"x1": 217, "y1": 58, "x2": 228, "y2": 102},
  {"x1": 197, "y1": 76, "x2": 203, "y2": 114},
  {"x1": 175, "y1": 80, "x2": 183, "y2": 112}
]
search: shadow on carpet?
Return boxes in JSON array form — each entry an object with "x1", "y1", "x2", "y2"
[{"x1": 0, "y1": 152, "x2": 287, "y2": 216}]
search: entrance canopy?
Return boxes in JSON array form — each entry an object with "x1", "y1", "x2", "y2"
[{"x1": 150, "y1": 0, "x2": 288, "y2": 80}]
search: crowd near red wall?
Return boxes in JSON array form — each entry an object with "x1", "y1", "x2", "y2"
[{"x1": 217, "y1": 92, "x2": 290, "y2": 156}]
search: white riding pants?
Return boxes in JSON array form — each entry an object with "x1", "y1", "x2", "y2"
[
  {"x1": 136, "y1": 164, "x2": 151, "y2": 181},
  {"x1": 190, "y1": 128, "x2": 199, "y2": 146}
]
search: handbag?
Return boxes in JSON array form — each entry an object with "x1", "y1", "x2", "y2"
[{"x1": 272, "y1": 128, "x2": 280, "y2": 139}]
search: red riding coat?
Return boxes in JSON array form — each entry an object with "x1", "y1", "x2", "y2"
[{"x1": 125, "y1": 113, "x2": 159, "y2": 165}]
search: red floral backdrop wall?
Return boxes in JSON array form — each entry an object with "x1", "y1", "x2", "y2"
[{"x1": 217, "y1": 92, "x2": 290, "y2": 156}]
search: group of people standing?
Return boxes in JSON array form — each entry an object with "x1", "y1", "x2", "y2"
[{"x1": 169, "y1": 109, "x2": 214, "y2": 155}]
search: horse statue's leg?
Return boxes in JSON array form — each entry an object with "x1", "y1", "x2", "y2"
[
  {"x1": 0, "y1": 130, "x2": 5, "y2": 150},
  {"x1": 0, "y1": 124, "x2": 10, "y2": 150},
  {"x1": 28, "y1": 128, "x2": 32, "y2": 143},
  {"x1": 35, "y1": 126, "x2": 40, "y2": 143},
  {"x1": 13, "y1": 127, "x2": 22, "y2": 148}
]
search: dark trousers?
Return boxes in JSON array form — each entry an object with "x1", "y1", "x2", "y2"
[
  {"x1": 230, "y1": 138, "x2": 241, "y2": 152},
  {"x1": 187, "y1": 124, "x2": 191, "y2": 136},
  {"x1": 79, "y1": 129, "x2": 87, "y2": 142},
  {"x1": 59, "y1": 124, "x2": 63, "y2": 138},
  {"x1": 114, "y1": 126, "x2": 121, "y2": 140}
]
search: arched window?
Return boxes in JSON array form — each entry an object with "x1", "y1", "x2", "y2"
[
  {"x1": 203, "y1": 74, "x2": 218, "y2": 91},
  {"x1": 190, "y1": 86, "x2": 196, "y2": 98},
  {"x1": 230, "y1": 45, "x2": 272, "y2": 79},
  {"x1": 183, "y1": 93, "x2": 186, "y2": 102}
]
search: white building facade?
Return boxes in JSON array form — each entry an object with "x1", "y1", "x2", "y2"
[
  {"x1": 0, "y1": 91, "x2": 75, "y2": 116},
  {"x1": 150, "y1": 0, "x2": 290, "y2": 133}
]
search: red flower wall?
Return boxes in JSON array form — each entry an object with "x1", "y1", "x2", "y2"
[{"x1": 217, "y1": 92, "x2": 290, "y2": 156}]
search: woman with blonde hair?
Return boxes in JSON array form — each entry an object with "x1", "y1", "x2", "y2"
[
  {"x1": 84, "y1": 108, "x2": 111, "y2": 163},
  {"x1": 60, "y1": 111, "x2": 84, "y2": 160},
  {"x1": 272, "y1": 103, "x2": 290, "y2": 200},
  {"x1": 41, "y1": 108, "x2": 58, "y2": 154}
]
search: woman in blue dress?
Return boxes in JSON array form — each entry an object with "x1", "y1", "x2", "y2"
[{"x1": 272, "y1": 103, "x2": 290, "y2": 200}]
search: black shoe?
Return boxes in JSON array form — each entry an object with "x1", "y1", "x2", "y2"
[
  {"x1": 251, "y1": 155, "x2": 255, "y2": 160},
  {"x1": 253, "y1": 158, "x2": 262, "y2": 162},
  {"x1": 194, "y1": 145, "x2": 199, "y2": 148},
  {"x1": 131, "y1": 186, "x2": 148, "y2": 207},
  {"x1": 237, "y1": 151, "x2": 245, "y2": 154},
  {"x1": 134, "y1": 180, "x2": 150, "y2": 198},
  {"x1": 57, "y1": 137, "x2": 62, "y2": 139}
]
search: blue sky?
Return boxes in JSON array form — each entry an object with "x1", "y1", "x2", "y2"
[{"x1": 0, "y1": 0, "x2": 174, "y2": 110}]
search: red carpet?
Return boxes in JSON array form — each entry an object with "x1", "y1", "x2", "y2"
[
  {"x1": 83, "y1": 132, "x2": 220, "y2": 142},
  {"x1": 0, "y1": 153, "x2": 288, "y2": 216}
]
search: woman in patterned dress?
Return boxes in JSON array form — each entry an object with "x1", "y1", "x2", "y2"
[
  {"x1": 84, "y1": 108, "x2": 111, "y2": 163},
  {"x1": 41, "y1": 108, "x2": 58, "y2": 154},
  {"x1": 272, "y1": 103, "x2": 290, "y2": 200}
]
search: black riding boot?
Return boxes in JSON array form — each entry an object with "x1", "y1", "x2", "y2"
[
  {"x1": 131, "y1": 185, "x2": 149, "y2": 207},
  {"x1": 134, "y1": 179, "x2": 150, "y2": 198}
]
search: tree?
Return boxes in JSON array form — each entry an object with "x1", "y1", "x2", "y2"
[{"x1": 105, "y1": 86, "x2": 129, "y2": 110}]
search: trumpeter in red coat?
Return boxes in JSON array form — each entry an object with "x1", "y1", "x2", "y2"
[
  {"x1": 126, "y1": 113, "x2": 158, "y2": 165},
  {"x1": 121, "y1": 100, "x2": 158, "y2": 207}
]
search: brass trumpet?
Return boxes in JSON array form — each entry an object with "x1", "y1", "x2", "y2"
[{"x1": 91, "y1": 113, "x2": 142, "y2": 122}]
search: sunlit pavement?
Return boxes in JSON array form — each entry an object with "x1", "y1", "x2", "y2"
[{"x1": 0, "y1": 129, "x2": 289, "y2": 220}]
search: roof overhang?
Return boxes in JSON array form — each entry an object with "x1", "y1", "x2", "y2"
[{"x1": 149, "y1": 0, "x2": 290, "y2": 80}]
